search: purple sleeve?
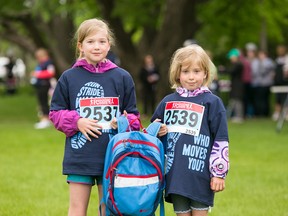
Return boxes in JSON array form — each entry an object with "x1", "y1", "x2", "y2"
[
  {"x1": 49, "y1": 110, "x2": 81, "y2": 137},
  {"x1": 126, "y1": 113, "x2": 140, "y2": 131},
  {"x1": 209, "y1": 140, "x2": 229, "y2": 178}
]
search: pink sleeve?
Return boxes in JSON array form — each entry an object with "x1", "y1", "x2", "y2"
[
  {"x1": 126, "y1": 113, "x2": 141, "y2": 131},
  {"x1": 49, "y1": 110, "x2": 81, "y2": 137},
  {"x1": 209, "y1": 141, "x2": 229, "y2": 179},
  {"x1": 36, "y1": 70, "x2": 55, "y2": 79}
]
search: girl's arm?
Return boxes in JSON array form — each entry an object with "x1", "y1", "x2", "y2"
[
  {"x1": 49, "y1": 110, "x2": 81, "y2": 137},
  {"x1": 126, "y1": 112, "x2": 140, "y2": 131},
  {"x1": 209, "y1": 140, "x2": 229, "y2": 179},
  {"x1": 110, "y1": 111, "x2": 140, "y2": 131},
  {"x1": 34, "y1": 65, "x2": 55, "y2": 79},
  {"x1": 209, "y1": 140, "x2": 229, "y2": 192},
  {"x1": 121, "y1": 72, "x2": 141, "y2": 130}
]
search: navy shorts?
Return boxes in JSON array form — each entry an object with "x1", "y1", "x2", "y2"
[{"x1": 171, "y1": 194, "x2": 210, "y2": 213}]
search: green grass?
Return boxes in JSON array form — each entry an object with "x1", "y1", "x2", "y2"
[{"x1": 0, "y1": 86, "x2": 288, "y2": 215}]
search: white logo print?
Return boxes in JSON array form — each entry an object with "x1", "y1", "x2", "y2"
[{"x1": 71, "y1": 82, "x2": 104, "y2": 149}]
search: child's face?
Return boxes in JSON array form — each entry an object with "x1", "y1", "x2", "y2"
[
  {"x1": 179, "y1": 62, "x2": 206, "y2": 91},
  {"x1": 35, "y1": 50, "x2": 49, "y2": 63},
  {"x1": 78, "y1": 29, "x2": 110, "y2": 65}
]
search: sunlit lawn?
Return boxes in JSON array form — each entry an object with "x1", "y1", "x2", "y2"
[{"x1": 0, "y1": 86, "x2": 287, "y2": 215}]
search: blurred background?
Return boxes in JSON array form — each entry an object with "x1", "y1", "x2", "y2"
[
  {"x1": 1, "y1": 0, "x2": 288, "y2": 100},
  {"x1": 0, "y1": 0, "x2": 288, "y2": 215}
]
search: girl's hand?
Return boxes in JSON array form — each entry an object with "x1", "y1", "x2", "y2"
[
  {"x1": 110, "y1": 110, "x2": 128, "y2": 130},
  {"x1": 77, "y1": 118, "x2": 102, "y2": 141},
  {"x1": 110, "y1": 117, "x2": 117, "y2": 130},
  {"x1": 210, "y1": 177, "x2": 225, "y2": 192},
  {"x1": 154, "y1": 118, "x2": 167, "y2": 137}
]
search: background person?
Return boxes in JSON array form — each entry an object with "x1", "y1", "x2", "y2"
[
  {"x1": 251, "y1": 50, "x2": 275, "y2": 117},
  {"x1": 4, "y1": 54, "x2": 17, "y2": 95},
  {"x1": 31, "y1": 48, "x2": 55, "y2": 129},
  {"x1": 226, "y1": 48, "x2": 244, "y2": 123},
  {"x1": 139, "y1": 54, "x2": 160, "y2": 117},
  {"x1": 272, "y1": 44, "x2": 288, "y2": 120}
]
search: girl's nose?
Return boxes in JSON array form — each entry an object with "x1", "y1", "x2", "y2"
[
  {"x1": 94, "y1": 42, "x2": 100, "y2": 49},
  {"x1": 188, "y1": 72, "x2": 194, "y2": 79}
]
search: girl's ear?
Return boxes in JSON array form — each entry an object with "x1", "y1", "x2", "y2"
[
  {"x1": 204, "y1": 71, "x2": 208, "y2": 79},
  {"x1": 77, "y1": 42, "x2": 82, "y2": 52}
]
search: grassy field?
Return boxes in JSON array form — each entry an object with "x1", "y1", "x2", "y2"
[{"x1": 0, "y1": 86, "x2": 288, "y2": 216}]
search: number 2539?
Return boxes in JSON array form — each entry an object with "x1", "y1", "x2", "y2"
[{"x1": 164, "y1": 110, "x2": 198, "y2": 127}]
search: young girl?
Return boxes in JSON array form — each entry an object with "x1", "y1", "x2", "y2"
[
  {"x1": 49, "y1": 18, "x2": 139, "y2": 216},
  {"x1": 151, "y1": 44, "x2": 229, "y2": 216}
]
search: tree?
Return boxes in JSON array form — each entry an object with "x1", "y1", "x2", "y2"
[
  {"x1": 196, "y1": 0, "x2": 288, "y2": 59},
  {"x1": 0, "y1": 0, "x2": 207, "y2": 97},
  {"x1": 0, "y1": 0, "x2": 80, "y2": 73},
  {"x1": 1, "y1": 0, "x2": 288, "y2": 98},
  {"x1": 96, "y1": 0, "x2": 207, "y2": 96}
]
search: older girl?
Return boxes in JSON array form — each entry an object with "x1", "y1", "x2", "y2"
[{"x1": 49, "y1": 18, "x2": 139, "y2": 216}]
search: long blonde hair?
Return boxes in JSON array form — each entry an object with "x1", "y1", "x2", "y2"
[
  {"x1": 169, "y1": 44, "x2": 216, "y2": 89},
  {"x1": 74, "y1": 18, "x2": 115, "y2": 59}
]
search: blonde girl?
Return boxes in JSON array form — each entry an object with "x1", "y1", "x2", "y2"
[
  {"x1": 49, "y1": 18, "x2": 139, "y2": 216},
  {"x1": 152, "y1": 44, "x2": 229, "y2": 216}
]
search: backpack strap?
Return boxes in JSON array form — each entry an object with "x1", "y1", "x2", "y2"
[
  {"x1": 159, "y1": 194, "x2": 165, "y2": 216},
  {"x1": 146, "y1": 122, "x2": 162, "y2": 137},
  {"x1": 117, "y1": 116, "x2": 162, "y2": 137},
  {"x1": 117, "y1": 115, "x2": 130, "y2": 133}
]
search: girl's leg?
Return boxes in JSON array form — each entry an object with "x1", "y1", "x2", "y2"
[
  {"x1": 191, "y1": 199, "x2": 209, "y2": 216},
  {"x1": 191, "y1": 209, "x2": 208, "y2": 216},
  {"x1": 171, "y1": 194, "x2": 192, "y2": 216},
  {"x1": 97, "y1": 184, "x2": 106, "y2": 216},
  {"x1": 68, "y1": 182, "x2": 92, "y2": 216},
  {"x1": 176, "y1": 213, "x2": 192, "y2": 216}
]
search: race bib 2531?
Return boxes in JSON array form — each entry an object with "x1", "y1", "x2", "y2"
[{"x1": 79, "y1": 97, "x2": 120, "y2": 129}]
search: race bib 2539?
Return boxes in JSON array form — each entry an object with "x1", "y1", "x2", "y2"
[{"x1": 164, "y1": 101, "x2": 205, "y2": 136}]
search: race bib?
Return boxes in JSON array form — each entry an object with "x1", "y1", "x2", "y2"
[
  {"x1": 79, "y1": 97, "x2": 120, "y2": 129},
  {"x1": 164, "y1": 101, "x2": 205, "y2": 136}
]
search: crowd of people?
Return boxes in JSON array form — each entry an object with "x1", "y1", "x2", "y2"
[{"x1": 224, "y1": 43, "x2": 288, "y2": 123}]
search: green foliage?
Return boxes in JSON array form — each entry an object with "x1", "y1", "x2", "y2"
[
  {"x1": 196, "y1": 0, "x2": 288, "y2": 55},
  {"x1": 0, "y1": 0, "x2": 27, "y2": 13},
  {"x1": 67, "y1": 0, "x2": 101, "y2": 25},
  {"x1": 259, "y1": 0, "x2": 288, "y2": 42},
  {"x1": 1, "y1": 0, "x2": 288, "y2": 80},
  {"x1": 197, "y1": 1, "x2": 260, "y2": 52},
  {"x1": 112, "y1": 0, "x2": 165, "y2": 43},
  {"x1": 113, "y1": 0, "x2": 163, "y2": 28}
]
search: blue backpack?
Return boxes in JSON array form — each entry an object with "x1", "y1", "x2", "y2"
[{"x1": 103, "y1": 116, "x2": 165, "y2": 216}]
